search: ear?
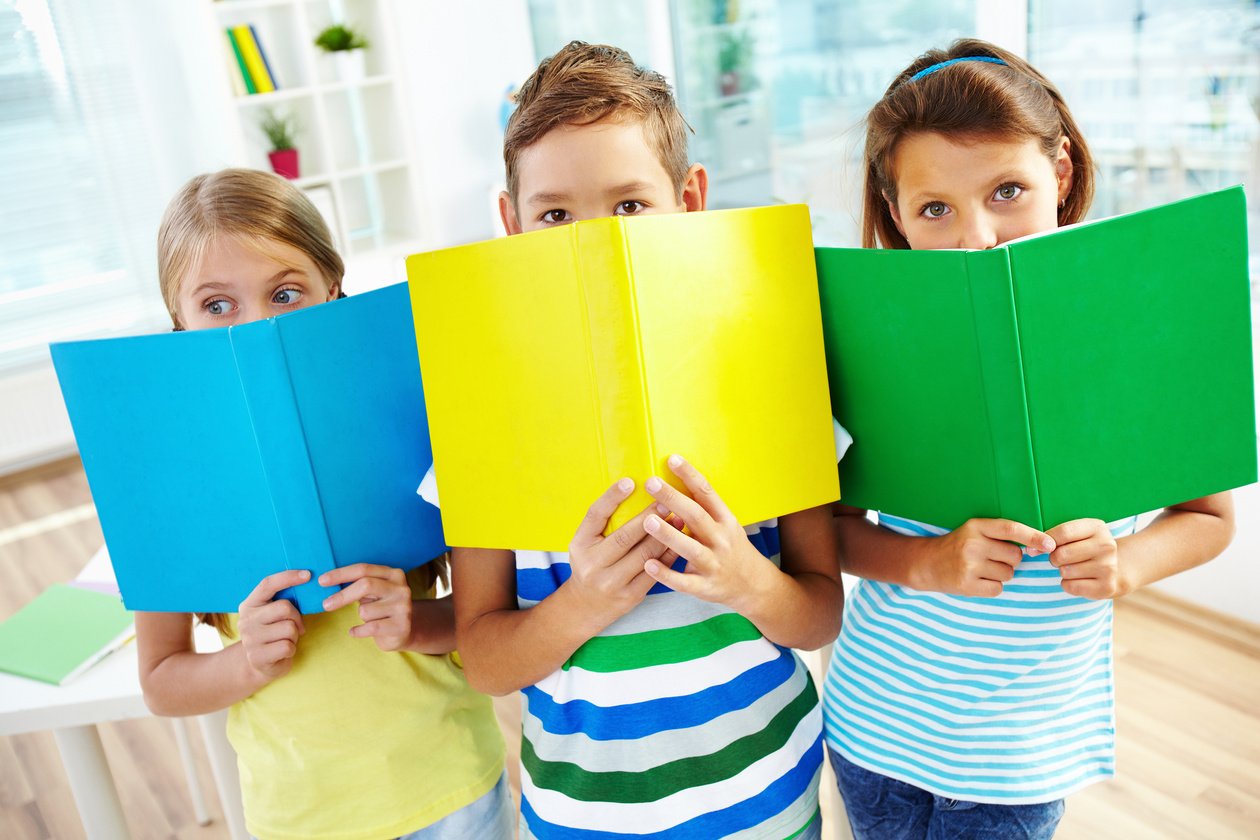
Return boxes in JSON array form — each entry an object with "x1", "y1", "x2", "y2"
[
  {"x1": 681, "y1": 164, "x2": 708, "y2": 212},
  {"x1": 884, "y1": 191, "x2": 906, "y2": 238},
  {"x1": 326, "y1": 281, "x2": 342, "y2": 301},
  {"x1": 498, "y1": 190, "x2": 523, "y2": 236},
  {"x1": 1054, "y1": 137, "x2": 1074, "y2": 207}
]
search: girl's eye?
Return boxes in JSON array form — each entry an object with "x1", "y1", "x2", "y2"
[
  {"x1": 921, "y1": 202, "x2": 949, "y2": 219},
  {"x1": 994, "y1": 184, "x2": 1023, "y2": 201},
  {"x1": 614, "y1": 200, "x2": 645, "y2": 216},
  {"x1": 205, "y1": 298, "x2": 235, "y2": 316},
  {"x1": 273, "y1": 288, "x2": 304, "y2": 306},
  {"x1": 542, "y1": 209, "x2": 571, "y2": 224}
]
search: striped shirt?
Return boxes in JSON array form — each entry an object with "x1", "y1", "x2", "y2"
[
  {"x1": 823, "y1": 512, "x2": 1139, "y2": 805},
  {"x1": 514, "y1": 520, "x2": 822, "y2": 839}
]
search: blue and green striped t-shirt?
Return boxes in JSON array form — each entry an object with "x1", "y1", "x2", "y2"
[{"x1": 823, "y1": 512, "x2": 1139, "y2": 805}]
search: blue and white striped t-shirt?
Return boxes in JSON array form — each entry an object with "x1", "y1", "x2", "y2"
[{"x1": 823, "y1": 512, "x2": 1139, "y2": 805}]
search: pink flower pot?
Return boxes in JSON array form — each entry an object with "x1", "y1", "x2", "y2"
[{"x1": 268, "y1": 148, "x2": 300, "y2": 180}]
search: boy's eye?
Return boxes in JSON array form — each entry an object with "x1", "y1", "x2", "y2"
[
  {"x1": 614, "y1": 200, "x2": 645, "y2": 216},
  {"x1": 273, "y1": 288, "x2": 304, "y2": 306},
  {"x1": 994, "y1": 184, "x2": 1023, "y2": 201},
  {"x1": 921, "y1": 202, "x2": 949, "y2": 219},
  {"x1": 205, "y1": 298, "x2": 235, "y2": 316},
  {"x1": 541, "y1": 209, "x2": 571, "y2": 224}
]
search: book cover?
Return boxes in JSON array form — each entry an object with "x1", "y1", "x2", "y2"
[
  {"x1": 51, "y1": 284, "x2": 445, "y2": 614},
  {"x1": 231, "y1": 24, "x2": 274, "y2": 94},
  {"x1": 0, "y1": 584, "x2": 133, "y2": 686},
  {"x1": 816, "y1": 185, "x2": 1257, "y2": 531},
  {"x1": 407, "y1": 205, "x2": 839, "y2": 551},
  {"x1": 248, "y1": 24, "x2": 280, "y2": 91},
  {"x1": 224, "y1": 27, "x2": 257, "y2": 96}
]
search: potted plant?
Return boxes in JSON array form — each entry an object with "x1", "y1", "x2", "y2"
[
  {"x1": 260, "y1": 108, "x2": 299, "y2": 179},
  {"x1": 717, "y1": 29, "x2": 755, "y2": 97},
  {"x1": 314, "y1": 23, "x2": 370, "y2": 82}
]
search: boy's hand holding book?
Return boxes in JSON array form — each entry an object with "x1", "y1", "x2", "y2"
[
  {"x1": 1047, "y1": 519, "x2": 1122, "y2": 600},
  {"x1": 565, "y1": 478, "x2": 674, "y2": 632}
]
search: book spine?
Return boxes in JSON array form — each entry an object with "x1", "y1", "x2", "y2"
[
  {"x1": 249, "y1": 24, "x2": 280, "y2": 91},
  {"x1": 232, "y1": 25, "x2": 275, "y2": 94},
  {"x1": 225, "y1": 27, "x2": 257, "y2": 95},
  {"x1": 230, "y1": 321, "x2": 336, "y2": 612},
  {"x1": 222, "y1": 31, "x2": 246, "y2": 97},
  {"x1": 575, "y1": 220, "x2": 657, "y2": 533},
  {"x1": 965, "y1": 248, "x2": 1044, "y2": 530}
]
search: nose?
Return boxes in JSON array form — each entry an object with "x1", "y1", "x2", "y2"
[{"x1": 958, "y1": 215, "x2": 999, "y2": 250}]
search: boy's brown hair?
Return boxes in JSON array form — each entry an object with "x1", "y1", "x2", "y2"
[
  {"x1": 504, "y1": 41, "x2": 691, "y2": 204},
  {"x1": 862, "y1": 38, "x2": 1095, "y2": 249}
]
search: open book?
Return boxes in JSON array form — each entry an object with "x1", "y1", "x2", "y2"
[
  {"x1": 407, "y1": 205, "x2": 840, "y2": 550},
  {"x1": 51, "y1": 284, "x2": 446, "y2": 613},
  {"x1": 816, "y1": 186, "x2": 1257, "y2": 530}
]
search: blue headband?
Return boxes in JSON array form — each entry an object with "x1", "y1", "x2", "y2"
[{"x1": 909, "y1": 56, "x2": 1007, "y2": 82}]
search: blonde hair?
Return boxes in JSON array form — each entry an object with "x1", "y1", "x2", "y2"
[
  {"x1": 504, "y1": 41, "x2": 692, "y2": 204},
  {"x1": 862, "y1": 38, "x2": 1095, "y2": 249},
  {"x1": 157, "y1": 168, "x2": 344, "y2": 328}
]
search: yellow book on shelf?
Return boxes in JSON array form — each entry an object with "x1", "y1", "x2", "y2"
[
  {"x1": 231, "y1": 24, "x2": 275, "y2": 94},
  {"x1": 407, "y1": 205, "x2": 839, "y2": 551}
]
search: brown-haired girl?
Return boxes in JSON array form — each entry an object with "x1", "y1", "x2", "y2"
[
  {"x1": 823, "y1": 40, "x2": 1234, "y2": 839},
  {"x1": 137, "y1": 169, "x2": 511, "y2": 839}
]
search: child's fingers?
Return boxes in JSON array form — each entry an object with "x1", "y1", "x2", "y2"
[
  {"x1": 981, "y1": 560, "x2": 1016, "y2": 584},
  {"x1": 596, "y1": 502, "x2": 667, "y2": 562},
  {"x1": 241, "y1": 569, "x2": 311, "y2": 609},
  {"x1": 318, "y1": 563, "x2": 404, "y2": 588},
  {"x1": 356, "y1": 599, "x2": 407, "y2": 624},
  {"x1": 243, "y1": 598, "x2": 302, "y2": 628},
  {"x1": 644, "y1": 514, "x2": 705, "y2": 564},
  {"x1": 249, "y1": 618, "x2": 302, "y2": 646},
  {"x1": 571, "y1": 478, "x2": 636, "y2": 550},
  {"x1": 974, "y1": 519, "x2": 1055, "y2": 555},
  {"x1": 256, "y1": 637, "x2": 298, "y2": 666},
  {"x1": 643, "y1": 475, "x2": 716, "y2": 542},
  {"x1": 321, "y1": 574, "x2": 404, "y2": 612},
  {"x1": 643, "y1": 554, "x2": 703, "y2": 596},
  {"x1": 1049, "y1": 539, "x2": 1104, "y2": 568},
  {"x1": 665, "y1": 454, "x2": 734, "y2": 524},
  {"x1": 1046, "y1": 518, "x2": 1107, "y2": 549}
]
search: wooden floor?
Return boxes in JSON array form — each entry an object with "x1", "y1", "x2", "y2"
[{"x1": 1, "y1": 459, "x2": 1258, "y2": 839}]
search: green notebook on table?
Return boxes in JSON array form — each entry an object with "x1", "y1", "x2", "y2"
[
  {"x1": 0, "y1": 584, "x2": 134, "y2": 686},
  {"x1": 817, "y1": 186, "x2": 1257, "y2": 531}
]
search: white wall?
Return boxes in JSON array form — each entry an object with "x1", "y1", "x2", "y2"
[{"x1": 392, "y1": 2, "x2": 538, "y2": 248}]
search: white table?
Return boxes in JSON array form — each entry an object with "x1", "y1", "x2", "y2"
[{"x1": 0, "y1": 621, "x2": 247, "y2": 839}]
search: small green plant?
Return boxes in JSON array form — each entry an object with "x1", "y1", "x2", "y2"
[
  {"x1": 259, "y1": 108, "x2": 298, "y2": 151},
  {"x1": 314, "y1": 23, "x2": 369, "y2": 52}
]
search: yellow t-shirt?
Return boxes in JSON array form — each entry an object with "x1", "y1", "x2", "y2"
[{"x1": 222, "y1": 568, "x2": 505, "y2": 840}]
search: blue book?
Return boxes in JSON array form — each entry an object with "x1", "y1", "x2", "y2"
[{"x1": 50, "y1": 283, "x2": 445, "y2": 614}]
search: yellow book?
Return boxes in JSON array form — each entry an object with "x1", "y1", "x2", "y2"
[
  {"x1": 407, "y1": 205, "x2": 839, "y2": 551},
  {"x1": 231, "y1": 24, "x2": 275, "y2": 94}
]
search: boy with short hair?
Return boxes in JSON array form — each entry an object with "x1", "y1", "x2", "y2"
[{"x1": 435, "y1": 41, "x2": 844, "y2": 839}]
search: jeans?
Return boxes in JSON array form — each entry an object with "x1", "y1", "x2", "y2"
[
  {"x1": 828, "y1": 746, "x2": 1065, "y2": 840},
  {"x1": 398, "y1": 771, "x2": 515, "y2": 840}
]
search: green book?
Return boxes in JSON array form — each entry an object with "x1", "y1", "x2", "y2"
[
  {"x1": 817, "y1": 186, "x2": 1257, "y2": 531},
  {"x1": 0, "y1": 584, "x2": 134, "y2": 686}
]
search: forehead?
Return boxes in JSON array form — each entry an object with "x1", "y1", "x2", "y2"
[
  {"x1": 515, "y1": 117, "x2": 674, "y2": 201},
  {"x1": 893, "y1": 132, "x2": 1050, "y2": 196}
]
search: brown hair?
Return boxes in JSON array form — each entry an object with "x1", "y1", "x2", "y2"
[
  {"x1": 503, "y1": 41, "x2": 692, "y2": 205},
  {"x1": 862, "y1": 38, "x2": 1094, "y2": 249},
  {"x1": 157, "y1": 168, "x2": 344, "y2": 328},
  {"x1": 196, "y1": 555, "x2": 451, "y2": 638}
]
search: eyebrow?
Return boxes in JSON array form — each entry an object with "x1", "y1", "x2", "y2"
[
  {"x1": 187, "y1": 269, "x2": 300, "y2": 298},
  {"x1": 524, "y1": 182, "x2": 657, "y2": 207}
]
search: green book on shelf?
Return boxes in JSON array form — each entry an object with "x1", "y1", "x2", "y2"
[
  {"x1": 816, "y1": 186, "x2": 1257, "y2": 531},
  {"x1": 0, "y1": 584, "x2": 134, "y2": 686}
]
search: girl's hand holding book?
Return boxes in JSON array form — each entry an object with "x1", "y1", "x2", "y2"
[
  {"x1": 238, "y1": 569, "x2": 309, "y2": 681},
  {"x1": 918, "y1": 519, "x2": 1056, "y2": 598},
  {"x1": 1046, "y1": 519, "x2": 1122, "y2": 600},
  {"x1": 320, "y1": 564, "x2": 415, "y2": 651}
]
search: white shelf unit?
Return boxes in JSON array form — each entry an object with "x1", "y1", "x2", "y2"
[{"x1": 204, "y1": 0, "x2": 427, "y2": 260}]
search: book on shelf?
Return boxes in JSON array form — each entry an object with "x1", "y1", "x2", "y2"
[
  {"x1": 222, "y1": 30, "x2": 248, "y2": 96},
  {"x1": 815, "y1": 185, "x2": 1257, "y2": 531},
  {"x1": 0, "y1": 584, "x2": 134, "y2": 686},
  {"x1": 50, "y1": 284, "x2": 445, "y2": 614},
  {"x1": 407, "y1": 204, "x2": 840, "y2": 551},
  {"x1": 227, "y1": 24, "x2": 276, "y2": 94}
]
